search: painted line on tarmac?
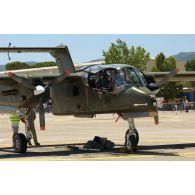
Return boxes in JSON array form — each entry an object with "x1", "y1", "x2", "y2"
[
  {"x1": 178, "y1": 151, "x2": 195, "y2": 156},
  {"x1": 61, "y1": 155, "x2": 155, "y2": 161},
  {"x1": 141, "y1": 140, "x2": 195, "y2": 143},
  {"x1": 35, "y1": 155, "x2": 155, "y2": 161},
  {"x1": 3, "y1": 155, "x2": 155, "y2": 161},
  {"x1": 3, "y1": 150, "x2": 195, "y2": 161}
]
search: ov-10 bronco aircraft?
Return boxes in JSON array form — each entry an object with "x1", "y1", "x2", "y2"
[{"x1": 0, "y1": 46, "x2": 193, "y2": 153}]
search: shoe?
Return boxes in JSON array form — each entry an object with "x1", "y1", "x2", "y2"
[
  {"x1": 28, "y1": 141, "x2": 32, "y2": 146},
  {"x1": 35, "y1": 142, "x2": 40, "y2": 146}
]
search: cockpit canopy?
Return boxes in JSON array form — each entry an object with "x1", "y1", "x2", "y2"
[{"x1": 78, "y1": 64, "x2": 158, "y2": 92}]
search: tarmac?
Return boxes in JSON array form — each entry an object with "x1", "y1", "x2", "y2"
[{"x1": 0, "y1": 111, "x2": 195, "y2": 161}]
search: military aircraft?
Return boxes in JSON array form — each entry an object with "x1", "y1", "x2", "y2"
[{"x1": 0, "y1": 46, "x2": 188, "y2": 153}]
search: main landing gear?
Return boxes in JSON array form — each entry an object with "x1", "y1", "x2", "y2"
[
  {"x1": 124, "y1": 118, "x2": 139, "y2": 152},
  {"x1": 13, "y1": 133, "x2": 27, "y2": 153}
]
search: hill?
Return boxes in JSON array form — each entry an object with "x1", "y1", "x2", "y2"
[
  {"x1": 173, "y1": 52, "x2": 195, "y2": 62},
  {"x1": 0, "y1": 65, "x2": 5, "y2": 71}
]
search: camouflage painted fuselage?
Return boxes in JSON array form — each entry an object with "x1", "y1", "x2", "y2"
[{"x1": 51, "y1": 64, "x2": 157, "y2": 117}]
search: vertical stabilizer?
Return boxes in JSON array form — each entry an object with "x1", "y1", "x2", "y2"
[{"x1": 50, "y1": 46, "x2": 75, "y2": 74}]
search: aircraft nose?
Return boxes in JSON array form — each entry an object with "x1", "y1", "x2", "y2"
[
  {"x1": 147, "y1": 95, "x2": 157, "y2": 110},
  {"x1": 131, "y1": 87, "x2": 157, "y2": 108}
]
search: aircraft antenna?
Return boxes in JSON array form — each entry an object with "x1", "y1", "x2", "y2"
[{"x1": 8, "y1": 42, "x2": 11, "y2": 60}]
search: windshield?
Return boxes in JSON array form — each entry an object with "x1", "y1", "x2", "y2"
[
  {"x1": 138, "y1": 71, "x2": 148, "y2": 87},
  {"x1": 125, "y1": 67, "x2": 144, "y2": 87}
]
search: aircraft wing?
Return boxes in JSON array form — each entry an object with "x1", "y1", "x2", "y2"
[
  {"x1": 0, "y1": 74, "x2": 32, "y2": 107},
  {"x1": 0, "y1": 65, "x2": 80, "y2": 108},
  {"x1": 0, "y1": 66, "x2": 60, "y2": 79},
  {"x1": 0, "y1": 68, "x2": 47, "y2": 107},
  {"x1": 0, "y1": 46, "x2": 75, "y2": 74},
  {"x1": 0, "y1": 46, "x2": 79, "y2": 130},
  {"x1": 146, "y1": 71, "x2": 195, "y2": 83}
]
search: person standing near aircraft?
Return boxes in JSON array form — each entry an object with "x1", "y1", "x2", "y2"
[
  {"x1": 9, "y1": 113, "x2": 20, "y2": 144},
  {"x1": 183, "y1": 96, "x2": 189, "y2": 112},
  {"x1": 23, "y1": 107, "x2": 40, "y2": 146},
  {"x1": 175, "y1": 100, "x2": 179, "y2": 114}
]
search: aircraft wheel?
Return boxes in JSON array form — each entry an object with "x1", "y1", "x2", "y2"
[
  {"x1": 13, "y1": 133, "x2": 27, "y2": 153},
  {"x1": 134, "y1": 129, "x2": 139, "y2": 145},
  {"x1": 125, "y1": 129, "x2": 139, "y2": 152}
]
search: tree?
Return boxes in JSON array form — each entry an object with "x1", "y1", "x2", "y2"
[
  {"x1": 154, "y1": 54, "x2": 176, "y2": 72},
  {"x1": 153, "y1": 55, "x2": 176, "y2": 72},
  {"x1": 31, "y1": 61, "x2": 57, "y2": 68},
  {"x1": 129, "y1": 46, "x2": 150, "y2": 71},
  {"x1": 157, "y1": 82, "x2": 183, "y2": 101},
  {"x1": 185, "y1": 59, "x2": 195, "y2": 71},
  {"x1": 155, "y1": 52, "x2": 165, "y2": 71},
  {"x1": 103, "y1": 39, "x2": 150, "y2": 71},
  {"x1": 5, "y1": 61, "x2": 57, "y2": 70},
  {"x1": 6, "y1": 61, "x2": 30, "y2": 70},
  {"x1": 162, "y1": 57, "x2": 176, "y2": 71},
  {"x1": 153, "y1": 54, "x2": 183, "y2": 101},
  {"x1": 151, "y1": 65, "x2": 158, "y2": 72}
]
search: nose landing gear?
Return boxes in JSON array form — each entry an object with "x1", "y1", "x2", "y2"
[{"x1": 124, "y1": 118, "x2": 139, "y2": 152}]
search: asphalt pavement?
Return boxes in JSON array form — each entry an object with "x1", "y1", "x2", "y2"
[{"x1": 0, "y1": 111, "x2": 195, "y2": 160}]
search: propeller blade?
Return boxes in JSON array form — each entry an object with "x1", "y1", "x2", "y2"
[
  {"x1": 37, "y1": 72, "x2": 70, "y2": 130},
  {"x1": 158, "y1": 67, "x2": 180, "y2": 87},
  {"x1": 39, "y1": 103, "x2": 45, "y2": 131},
  {"x1": 8, "y1": 71, "x2": 70, "y2": 132},
  {"x1": 45, "y1": 71, "x2": 70, "y2": 90},
  {"x1": 8, "y1": 72, "x2": 35, "y2": 90}
]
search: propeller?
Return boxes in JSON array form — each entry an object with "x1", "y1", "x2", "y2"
[
  {"x1": 157, "y1": 67, "x2": 180, "y2": 87},
  {"x1": 8, "y1": 72, "x2": 35, "y2": 90},
  {"x1": 8, "y1": 71, "x2": 69, "y2": 93},
  {"x1": 149, "y1": 67, "x2": 180, "y2": 92},
  {"x1": 8, "y1": 71, "x2": 70, "y2": 131},
  {"x1": 45, "y1": 71, "x2": 70, "y2": 90},
  {"x1": 36, "y1": 71, "x2": 70, "y2": 130}
]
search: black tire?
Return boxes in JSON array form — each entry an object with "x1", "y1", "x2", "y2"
[
  {"x1": 129, "y1": 135, "x2": 137, "y2": 152},
  {"x1": 125, "y1": 129, "x2": 139, "y2": 152},
  {"x1": 134, "y1": 129, "x2": 139, "y2": 145},
  {"x1": 13, "y1": 133, "x2": 27, "y2": 153},
  {"x1": 125, "y1": 129, "x2": 139, "y2": 145}
]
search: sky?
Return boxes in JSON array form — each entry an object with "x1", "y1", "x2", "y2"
[{"x1": 0, "y1": 34, "x2": 195, "y2": 65}]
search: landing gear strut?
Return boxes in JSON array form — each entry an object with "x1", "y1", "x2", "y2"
[
  {"x1": 13, "y1": 133, "x2": 27, "y2": 153},
  {"x1": 124, "y1": 118, "x2": 139, "y2": 152}
]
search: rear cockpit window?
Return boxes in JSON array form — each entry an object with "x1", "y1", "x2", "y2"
[
  {"x1": 88, "y1": 68, "x2": 115, "y2": 91},
  {"x1": 88, "y1": 68, "x2": 131, "y2": 93}
]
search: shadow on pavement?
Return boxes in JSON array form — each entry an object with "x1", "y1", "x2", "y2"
[
  {"x1": 0, "y1": 142, "x2": 195, "y2": 159},
  {"x1": 138, "y1": 143, "x2": 195, "y2": 150}
]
